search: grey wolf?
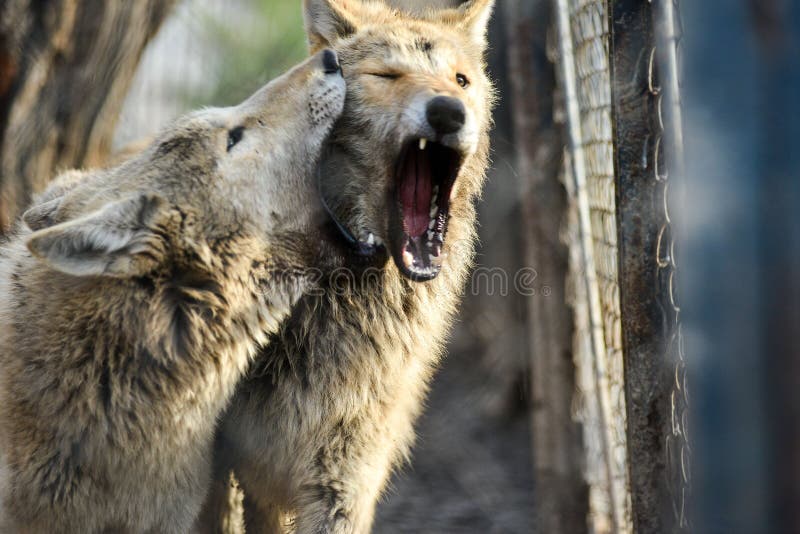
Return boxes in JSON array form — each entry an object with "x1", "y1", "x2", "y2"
[
  {"x1": 0, "y1": 49, "x2": 345, "y2": 533},
  {"x1": 202, "y1": 1, "x2": 496, "y2": 532}
]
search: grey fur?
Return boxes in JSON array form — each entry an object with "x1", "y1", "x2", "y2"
[{"x1": 0, "y1": 51, "x2": 345, "y2": 533}]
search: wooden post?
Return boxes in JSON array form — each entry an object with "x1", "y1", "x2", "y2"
[{"x1": 505, "y1": 1, "x2": 588, "y2": 531}]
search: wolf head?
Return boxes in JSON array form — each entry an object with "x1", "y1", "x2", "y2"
[
  {"x1": 23, "y1": 50, "x2": 345, "y2": 282},
  {"x1": 305, "y1": 0, "x2": 495, "y2": 281}
]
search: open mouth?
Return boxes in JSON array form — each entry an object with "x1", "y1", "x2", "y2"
[{"x1": 389, "y1": 138, "x2": 463, "y2": 281}]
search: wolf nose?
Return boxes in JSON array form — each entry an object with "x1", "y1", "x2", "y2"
[
  {"x1": 426, "y1": 96, "x2": 466, "y2": 135},
  {"x1": 321, "y1": 49, "x2": 341, "y2": 74}
]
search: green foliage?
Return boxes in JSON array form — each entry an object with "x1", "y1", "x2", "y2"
[{"x1": 190, "y1": 0, "x2": 308, "y2": 107}]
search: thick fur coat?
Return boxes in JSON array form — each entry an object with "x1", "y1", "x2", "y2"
[
  {"x1": 0, "y1": 50, "x2": 345, "y2": 533},
  {"x1": 202, "y1": 1, "x2": 497, "y2": 532}
]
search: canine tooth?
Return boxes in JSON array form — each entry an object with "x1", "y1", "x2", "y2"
[
  {"x1": 402, "y1": 249, "x2": 415, "y2": 268},
  {"x1": 419, "y1": 138, "x2": 428, "y2": 150},
  {"x1": 367, "y1": 233, "x2": 375, "y2": 245},
  {"x1": 429, "y1": 205, "x2": 438, "y2": 218},
  {"x1": 428, "y1": 219, "x2": 436, "y2": 230},
  {"x1": 432, "y1": 185, "x2": 439, "y2": 197},
  {"x1": 427, "y1": 230, "x2": 434, "y2": 241}
]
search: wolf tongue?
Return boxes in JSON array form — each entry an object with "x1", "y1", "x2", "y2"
[{"x1": 400, "y1": 145, "x2": 432, "y2": 237}]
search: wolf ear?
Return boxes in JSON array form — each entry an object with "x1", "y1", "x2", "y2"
[
  {"x1": 303, "y1": 0, "x2": 365, "y2": 52},
  {"x1": 436, "y1": 0, "x2": 495, "y2": 48},
  {"x1": 23, "y1": 197, "x2": 65, "y2": 231},
  {"x1": 23, "y1": 169, "x2": 90, "y2": 230},
  {"x1": 26, "y1": 193, "x2": 173, "y2": 278}
]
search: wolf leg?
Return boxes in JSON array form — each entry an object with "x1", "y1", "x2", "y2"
[
  {"x1": 241, "y1": 492, "x2": 285, "y2": 534},
  {"x1": 291, "y1": 443, "x2": 395, "y2": 534},
  {"x1": 194, "y1": 471, "x2": 245, "y2": 534},
  {"x1": 292, "y1": 486, "x2": 378, "y2": 534}
]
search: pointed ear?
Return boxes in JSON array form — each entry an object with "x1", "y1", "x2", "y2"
[
  {"x1": 26, "y1": 194, "x2": 173, "y2": 278},
  {"x1": 23, "y1": 169, "x2": 91, "y2": 230},
  {"x1": 23, "y1": 196, "x2": 65, "y2": 231},
  {"x1": 303, "y1": 0, "x2": 364, "y2": 52},
  {"x1": 436, "y1": 0, "x2": 495, "y2": 48}
]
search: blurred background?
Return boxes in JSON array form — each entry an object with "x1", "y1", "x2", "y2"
[{"x1": 1, "y1": 0, "x2": 798, "y2": 532}]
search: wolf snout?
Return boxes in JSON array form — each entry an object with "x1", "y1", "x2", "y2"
[
  {"x1": 321, "y1": 48, "x2": 342, "y2": 75},
  {"x1": 426, "y1": 96, "x2": 466, "y2": 135}
]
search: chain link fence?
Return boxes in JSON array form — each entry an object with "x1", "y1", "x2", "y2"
[
  {"x1": 555, "y1": 0, "x2": 631, "y2": 531},
  {"x1": 653, "y1": 1, "x2": 690, "y2": 529},
  {"x1": 556, "y1": 0, "x2": 686, "y2": 531}
]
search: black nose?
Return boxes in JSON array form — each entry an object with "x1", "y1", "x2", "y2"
[
  {"x1": 426, "y1": 96, "x2": 466, "y2": 135},
  {"x1": 322, "y1": 49, "x2": 341, "y2": 74}
]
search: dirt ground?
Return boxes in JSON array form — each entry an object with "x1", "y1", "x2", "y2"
[{"x1": 374, "y1": 339, "x2": 536, "y2": 533}]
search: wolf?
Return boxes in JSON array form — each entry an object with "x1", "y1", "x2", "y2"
[
  {"x1": 0, "y1": 49, "x2": 345, "y2": 533},
  {"x1": 201, "y1": 1, "x2": 497, "y2": 532}
]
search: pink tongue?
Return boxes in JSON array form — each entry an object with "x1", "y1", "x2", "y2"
[{"x1": 399, "y1": 146, "x2": 432, "y2": 237}]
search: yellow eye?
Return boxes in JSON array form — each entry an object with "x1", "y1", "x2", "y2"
[{"x1": 456, "y1": 73, "x2": 470, "y2": 89}]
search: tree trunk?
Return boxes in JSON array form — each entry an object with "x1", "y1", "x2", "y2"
[
  {"x1": 504, "y1": 1, "x2": 589, "y2": 532},
  {"x1": 0, "y1": 0, "x2": 176, "y2": 233}
]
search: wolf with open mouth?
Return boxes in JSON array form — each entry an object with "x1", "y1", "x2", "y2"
[
  {"x1": 313, "y1": 1, "x2": 492, "y2": 281},
  {"x1": 200, "y1": 1, "x2": 496, "y2": 532}
]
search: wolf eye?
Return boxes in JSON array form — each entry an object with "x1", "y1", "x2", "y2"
[
  {"x1": 456, "y1": 73, "x2": 470, "y2": 89},
  {"x1": 227, "y1": 126, "x2": 245, "y2": 152}
]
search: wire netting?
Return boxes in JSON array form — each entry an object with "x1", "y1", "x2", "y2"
[
  {"x1": 556, "y1": 0, "x2": 631, "y2": 531},
  {"x1": 654, "y1": 0, "x2": 690, "y2": 529},
  {"x1": 560, "y1": 0, "x2": 690, "y2": 530}
]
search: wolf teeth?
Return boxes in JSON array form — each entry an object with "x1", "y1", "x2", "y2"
[
  {"x1": 419, "y1": 138, "x2": 428, "y2": 150},
  {"x1": 402, "y1": 249, "x2": 415, "y2": 268}
]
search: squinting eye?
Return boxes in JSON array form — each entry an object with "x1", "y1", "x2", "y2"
[
  {"x1": 456, "y1": 73, "x2": 469, "y2": 89},
  {"x1": 367, "y1": 72, "x2": 400, "y2": 80},
  {"x1": 227, "y1": 126, "x2": 245, "y2": 152}
]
